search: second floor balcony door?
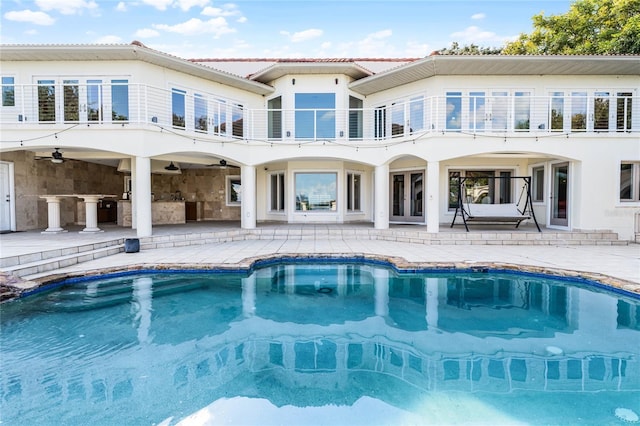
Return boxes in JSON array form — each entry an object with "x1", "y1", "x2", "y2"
[{"x1": 390, "y1": 171, "x2": 424, "y2": 223}]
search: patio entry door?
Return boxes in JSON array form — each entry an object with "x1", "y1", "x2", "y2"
[
  {"x1": 550, "y1": 163, "x2": 569, "y2": 227},
  {"x1": 390, "y1": 171, "x2": 424, "y2": 223},
  {"x1": 0, "y1": 162, "x2": 12, "y2": 232}
]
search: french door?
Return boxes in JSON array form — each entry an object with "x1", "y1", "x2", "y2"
[
  {"x1": 0, "y1": 162, "x2": 12, "y2": 232},
  {"x1": 550, "y1": 163, "x2": 569, "y2": 227},
  {"x1": 390, "y1": 171, "x2": 424, "y2": 223}
]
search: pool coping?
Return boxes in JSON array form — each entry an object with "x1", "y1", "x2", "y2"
[{"x1": 1, "y1": 253, "x2": 639, "y2": 302}]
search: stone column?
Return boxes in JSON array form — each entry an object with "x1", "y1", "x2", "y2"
[
  {"x1": 426, "y1": 160, "x2": 440, "y2": 233},
  {"x1": 374, "y1": 163, "x2": 389, "y2": 229},
  {"x1": 241, "y1": 165, "x2": 256, "y2": 229},
  {"x1": 40, "y1": 196, "x2": 67, "y2": 233},
  {"x1": 134, "y1": 156, "x2": 152, "y2": 237}
]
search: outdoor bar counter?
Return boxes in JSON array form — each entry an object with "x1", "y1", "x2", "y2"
[{"x1": 117, "y1": 200, "x2": 186, "y2": 227}]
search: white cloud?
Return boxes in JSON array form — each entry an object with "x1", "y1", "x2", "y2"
[
  {"x1": 471, "y1": 13, "x2": 485, "y2": 20},
  {"x1": 405, "y1": 40, "x2": 430, "y2": 57},
  {"x1": 116, "y1": 2, "x2": 127, "y2": 12},
  {"x1": 4, "y1": 9, "x2": 55, "y2": 25},
  {"x1": 141, "y1": 0, "x2": 173, "y2": 11},
  {"x1": 365, "y1": 29, "x2": 392, "y2": 41},
  {"x1": 154, "y1": 17, "x2": 236, "y2": 37},
  {"x1": 202, "y1": 4, "x2": 240, "y2": 17},
  {"x1": 334, "y1": 30, "x2": 394, "y2": 57},
  {"x1": 281, "y1": 28, "x2": 323, "y2": 43},
  {"x1": 135, "y1": 28, "x2": 161, "y2": 38},
  {"x1": 450, "y1": 26, "x2": 505, "y2": 45},
  {"x1": 94, "y1": 35, "x2": 124, "y2": 44},
  {"x1": 175, "y1": 0, "x2": 210, "y2": 12},
  {"x1": 35, "y1": 0, "x2": 98, "y2": 15}
]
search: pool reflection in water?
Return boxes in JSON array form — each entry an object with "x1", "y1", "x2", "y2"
[{"x1": 1, "y1": 263, "x2": 639, "y2": 425}]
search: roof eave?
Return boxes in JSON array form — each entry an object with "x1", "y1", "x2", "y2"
[
  {"x1": 0, "y1": 44, "x2": 275, "y2": 96},
  {"x1": 350, "y1": 55, "x2": 640, "y2": 96}
]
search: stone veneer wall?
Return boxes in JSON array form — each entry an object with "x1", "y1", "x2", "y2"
[
  {"x1": 0, "y1": 151, "x2": 241, "y2": 231},
  {"x1": 1, "y1": 151, "x2": 123, "y2": 231},
  {"x1": 151, "y1": 168, "x2": 241, "y2": 221}
]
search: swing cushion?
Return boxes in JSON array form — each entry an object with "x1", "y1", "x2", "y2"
[{"x1": 466, "y1": 203, "x2": 529, "y2": 221}]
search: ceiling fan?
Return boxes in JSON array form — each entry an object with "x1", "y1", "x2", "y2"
[
  {"x1": 164, "y1": 161, "x2": 179, "y2": 171},
  {"x1": 35, "y1": 148, "x2": 65, "y2": 164},
  {"x1": 206, "y1": 159, "x2": 239, "y2": 169}
]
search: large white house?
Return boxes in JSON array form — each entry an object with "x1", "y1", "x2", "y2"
[{"x1": 0, "y1": 43, "x2": 638, "y2": 240}]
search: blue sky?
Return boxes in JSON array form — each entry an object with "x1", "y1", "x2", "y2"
[{"x1": 1, "y1": 1, "x2": 573, "y2": 58}]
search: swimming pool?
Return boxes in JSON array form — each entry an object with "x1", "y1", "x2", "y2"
[{"x1": 1, "y1": 261, "x2": 639, "y2": 425}]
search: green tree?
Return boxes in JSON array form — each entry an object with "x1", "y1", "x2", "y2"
[
  {"x1": 503, "y1": 0, "x2": 640, "y2": 54},
  {"x1": 436, "y1": 42, "x2": 503, "y2": 55}
]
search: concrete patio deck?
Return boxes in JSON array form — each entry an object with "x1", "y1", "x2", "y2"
[{"x1": 1, "y1": 222, "x2": 639, "y2": 301}]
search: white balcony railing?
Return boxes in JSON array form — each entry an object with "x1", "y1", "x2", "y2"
[{"x1": 1, "y1": 83, "x2": 637, "y2": 142}]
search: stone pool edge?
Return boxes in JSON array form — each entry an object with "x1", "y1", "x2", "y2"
[{"x1": 1, "y1": 252, "x2": 639, "y2": 302}]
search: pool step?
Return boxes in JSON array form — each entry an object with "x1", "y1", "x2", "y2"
[
  {"x1": 2, "y1": 241, "x2": 124, "y2": 279},
  {"x1": 41, "y1": 276, "x2": 212, "y2": 311}
]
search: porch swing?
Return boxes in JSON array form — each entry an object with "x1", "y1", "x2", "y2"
[{"x1": 450, "y1": 176, "x2": 541, "y2": 232}]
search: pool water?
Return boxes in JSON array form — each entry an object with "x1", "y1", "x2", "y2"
[{"x1": 1, "y1": 263, "x2": 639, "y2": 425}]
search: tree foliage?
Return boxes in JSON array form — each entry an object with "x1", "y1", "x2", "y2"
[
  {"x1": 435, "y1": 42, "x2": 503, "y2": 55},
  {"x1": 503, "y1": 0, "x2": 640, "y2": 54}
]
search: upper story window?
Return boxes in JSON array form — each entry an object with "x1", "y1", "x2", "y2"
[
  {"x1": 232, "y1": 103, "x2": 244, "y2": 138},
  {"x1": 617, "y1": 92, "x2": 633, "y2": 132},
  {"x1": 63, "y1": 80, "x2": 80, "y2": 122},
  {"x1": 194, "y1": 93, "x2": 207, "y2": 132},
  {"x1": 409, "y1": 96, "x2": 424, "y2": 134},
  {"x1": 513, "y1": 91, "x2": 531, "y2": 131},
  {"x1": 268, "y1": 96, "x2": 282, "y2": 139},
  {"x1": 295, "y1": 93, "x2": 335, "y2": 139},
  {"x1": 111, "y1": 79, "x2": 129, "y2": 121},
  {"x1": 2, "y1": 77, "x2": 15, "y2": 107},
  {"x1": 37, "y1": 80, "x2": 56, "y2": 122},
  {"x1": 172, "y1": 88, "x2": 186, "y2": 128},
  {"x1": 349, "y1": 96, "x2": 363, "y2": 140},
  {"x1": 446, "y1": 92, "x2": 462, "y2": 131}
]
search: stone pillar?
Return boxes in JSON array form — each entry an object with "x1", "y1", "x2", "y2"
[
  {"x1": 426, "y1": 160, "x2": 440, "y2": 233},
  {"x1": 134, "y1": 156, "x2": 152, "y2": 237},
  {"x1": 374, "y1": 163, "x2": 389, "y2": 229},
  {"x1": 79, "y1": 195, "x2": 102, "y2": 233},
  {"x1": 41, "y1": 196, "x2": 67, "y2": 233},
  {"x1": 241, "y1": 165, "x2": 256, "y2": 229}
]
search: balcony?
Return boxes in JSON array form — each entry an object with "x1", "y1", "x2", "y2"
[{"x1": 1, "y1": 83, "x2": 637, "y2": 143}]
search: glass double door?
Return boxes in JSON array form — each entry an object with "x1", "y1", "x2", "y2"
[
  {"x1": 390, "y1": 171, "x2": 424, "y2": 223},
  {"x1": 61, "y1": 79, "x2": 104, "y2": 122}
]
